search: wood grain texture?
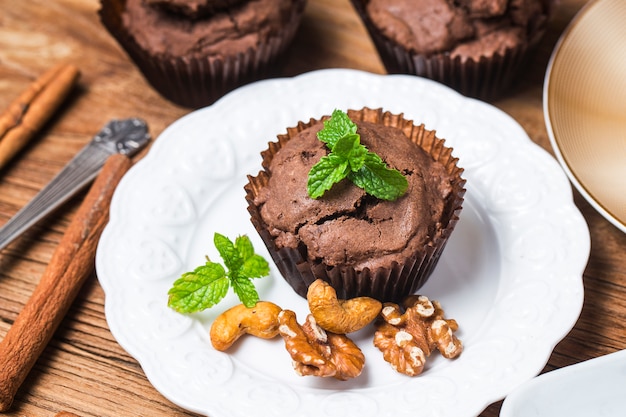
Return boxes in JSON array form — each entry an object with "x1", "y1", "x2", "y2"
[
  {"x1": 0, "y1": 154, "x2": 131, "y2": 411},
  {"x1": 1, "y1": 0, "x2": 624, "y2": 416}
]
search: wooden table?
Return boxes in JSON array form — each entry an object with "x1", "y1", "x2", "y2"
[{"x1": 1, "y1": 0, "x2": 624, "y2": 416}]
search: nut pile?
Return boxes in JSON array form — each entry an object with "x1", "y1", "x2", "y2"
[{"x1": 209, "y1": 279, "x2": 463, "y2": 379}]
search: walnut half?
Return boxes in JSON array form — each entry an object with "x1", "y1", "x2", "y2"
[
  {"x1": 277, "y1": 310, "x2": 365, "y2": 380},
  {"x1": 373, "y1": 295, "x2": 463, "y2": 376}
]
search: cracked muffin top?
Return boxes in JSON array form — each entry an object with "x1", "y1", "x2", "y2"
[
  {"x1": 364, "y1": 0, "x2": 547, "y2": 60},
  {"x1": 144, "y1": 0, "x2": 246, "y2": 19},
  {"x1": 122, "y1": 0, "x2": 298, "y2": 58},
  {"x1": 252, "y1": 118, "x2": 454, "y2": 272}
]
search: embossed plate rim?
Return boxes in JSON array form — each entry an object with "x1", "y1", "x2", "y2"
[{"x1": 95, "y1": 69, "x2": 589, "y2": 417}]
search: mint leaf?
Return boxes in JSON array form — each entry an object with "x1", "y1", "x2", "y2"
[
  {"x1": 231, "y1": 276, "x2": 260, "y2": 308},
  {"x1": 350, "y1": 152, "x2": 409, "y2": 200},
  {"x1": 167, "y1": 263, "x2": 229, "y2": 313},
  {"x1": 235, "y1": 234, "x2": 254, "y2": 262},
  {"x1": 307, "y1": 154, "x2": 350, "y2": 199},
  {"x1": 214, "y1": 232, "x2": 241, "y2": 273},
  {"x1": 332, "y1": 134, "x2": 367, "y2": 173},
  {"x1": 317, "y1": 109, "x2": 357, "y2": 148},
  {"x1": 241, "y1": 254, "x2": 270, "y2": 279},
  {"x1": 307, "y1": 109, "x2": 408, "y2": 201},
  {"x1": 167, "y1": 233, "x2": 270, "y2": 313}
]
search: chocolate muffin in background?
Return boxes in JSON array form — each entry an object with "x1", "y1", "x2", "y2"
[
  {"x1": 245, "y1": 108, "x2": 466, "y2": 303},
  {"x1": 144, "y1": 0, "x2": 246, "y2": 19},
  {"x1": 350, "y1": 0, "x2": 552, "y2": 99},
  {"x1": 99, "y1": 0, "x2": 306, "y2": 108}
]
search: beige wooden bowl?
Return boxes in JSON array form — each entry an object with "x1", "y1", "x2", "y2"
[{"x1": 544, "y1": 0, "x2": 626, "y2": 233}]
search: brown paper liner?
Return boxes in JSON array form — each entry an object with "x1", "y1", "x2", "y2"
[
  {"x1": 245, "y1": 108, "x2": 466, "y2": 303},
  {"x1": 99, "y1": 0, "x2": 306, "y2": 108},
  {"x1": 349, "y1": 0, "x2": 552, "y2": 99}
]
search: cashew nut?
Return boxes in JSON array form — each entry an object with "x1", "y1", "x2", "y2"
[
  {"x1": 209, "y1": 301, "x2": 283, "y2": 351},
  {"x1": 307, "y1": 279, "x2": 382, "y2": 334}
]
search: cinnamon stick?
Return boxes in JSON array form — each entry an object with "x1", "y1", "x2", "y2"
[
  {"x1": 0, "y1": 154, "x2": 132, "y2": 411},
  {"x1": 0, "y1": 62, "x2": 80, "y2": 170}
]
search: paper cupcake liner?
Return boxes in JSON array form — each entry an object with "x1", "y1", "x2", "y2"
[
  {"x1": 245, "y1": 108, "x2": 466, "y2": 303},
  {"x1": 350, "y1": 0, "x2": 552, "y2": 99},
  {"x1": 99, "y1": 0, "x2": 306, "y2": 108}
]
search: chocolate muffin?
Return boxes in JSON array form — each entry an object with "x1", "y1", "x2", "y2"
[
  {"x1": 144, "y1": 0, "x2": 245, "y2": 19},
  {"x1": 99, "y1": 0, "x2": 306, "y2": 108},
  {"x1": 350, "y1": 0, "x2": 552, "y2": 98},
  {"x1": 245, "y1": 108, "x2": 465, "y2": 303}
]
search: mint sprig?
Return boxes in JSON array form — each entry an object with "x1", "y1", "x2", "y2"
[
  {"x1": 307, "y1": 109, "x2": 408, "y2": 200},
  {"x1": 167, "y1": 233, "x2": 270, "y2": 313}
]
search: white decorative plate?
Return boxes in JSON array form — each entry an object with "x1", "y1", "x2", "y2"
[
  {"x1": 500, "y1": 349, "x2": 626, "y2": 417},
  {"x1": 95, "y1": 69, "x2": 589, "y2": 417}
]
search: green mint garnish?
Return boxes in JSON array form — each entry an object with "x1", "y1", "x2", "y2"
[
  {"x1": 307, "y1": 109, "x2": 408, "y2": 200},
  {"x1": 167, "y1": 233, "x2": 270, "y2": 313}
]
